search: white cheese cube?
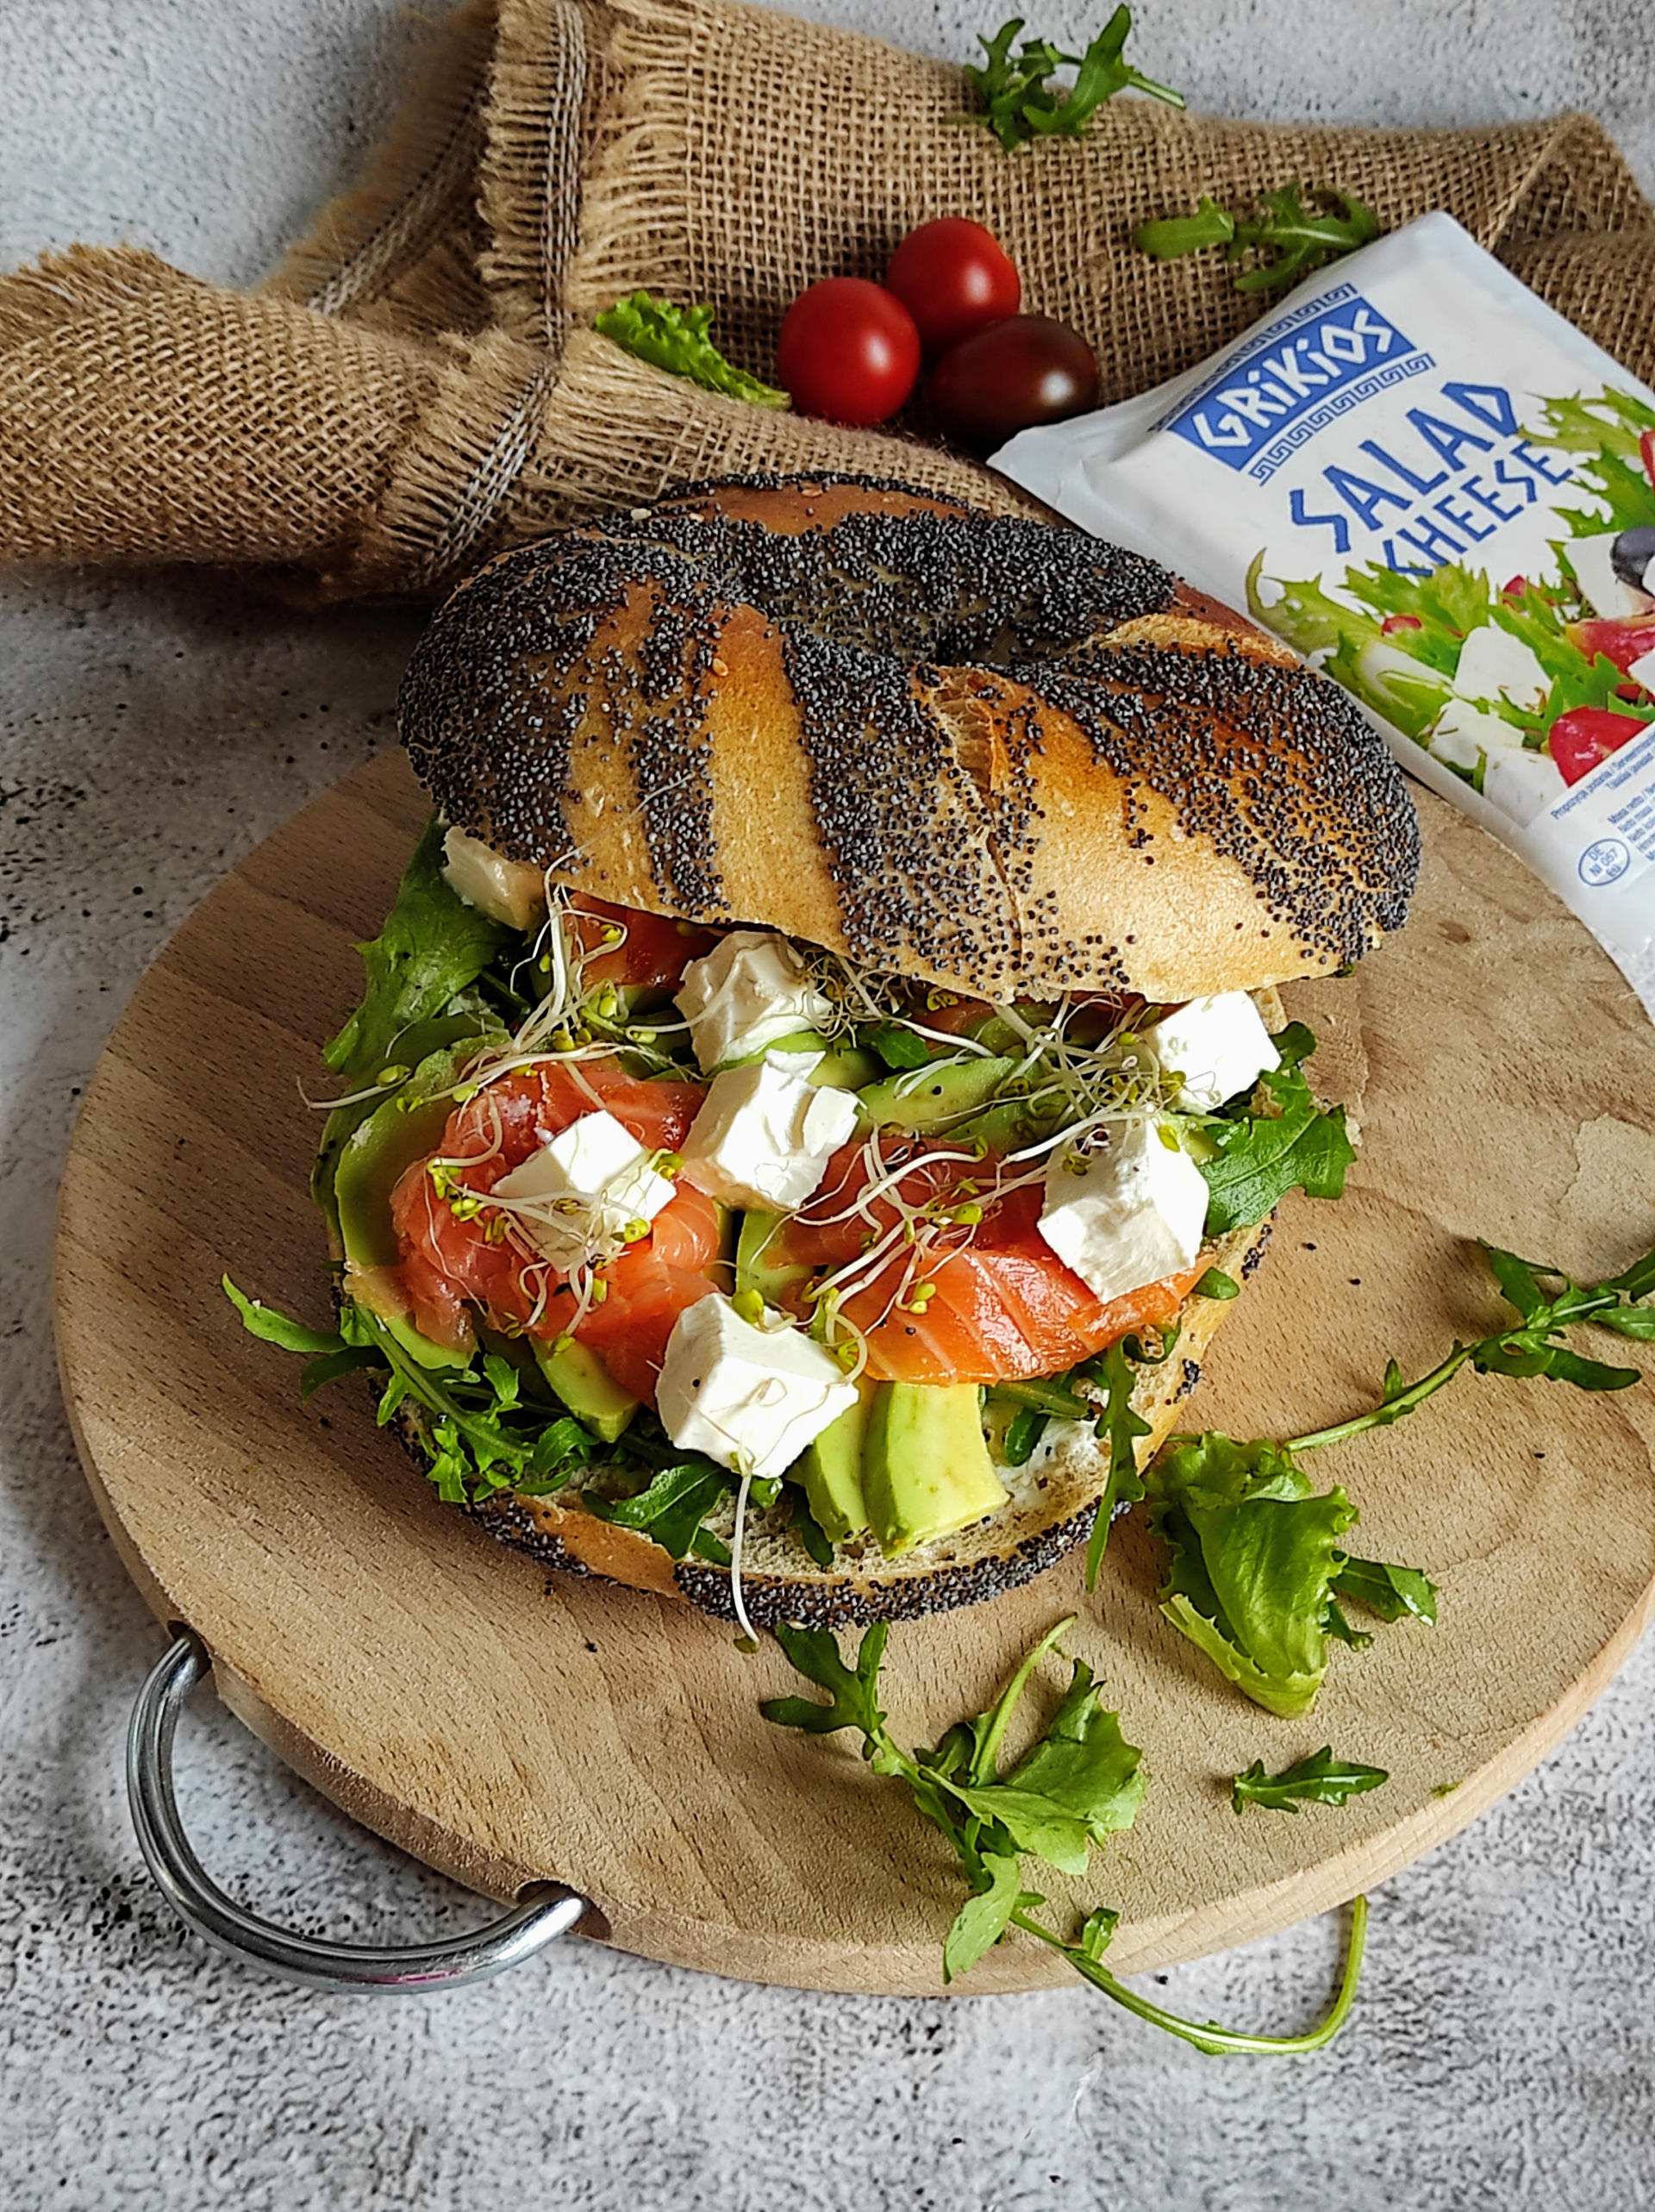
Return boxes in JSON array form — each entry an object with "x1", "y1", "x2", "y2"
[
  {"x1": 440, "y1": 827, "x2": 547, "y2": 933},
  {"x1": 492, "y1": 1109, "x2": 674, "y2": 1266},
  {"x1": 1567, "y1": 530, "x2": 1646, "y2": 622},
  {"x1": 1143, "y1": 992, "x2": 1280, "y2": 1113},
  {"x1": 674, "y1": 929, "x2": 834, "y2": 1072},
  {"x1": 681, "y1": 1057, "x2": 859, "y2": 1212},
  {"x1": 1482, "y1": 743, "x2": 1566, "y2": 825},
  {"x1": 657, "y1": 1295, "x2": 859, "y2": 1482},
  {"x1": 1629, "y1": 647, "x2": 1655, "y2": 696},
  {"x1": 1038, "y1": 1120, "x2": 1208, "y2": 1304},
  {"x1": 1452, "y1": 624, "x2": 1549, "y2": 712}
]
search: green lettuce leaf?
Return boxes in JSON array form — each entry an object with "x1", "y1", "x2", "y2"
[
  {"x1": 1146, "y1": 1434, "x2": 1356, "y2": 1717},
  {"x1": 594, "y1": 293, "x2": 789, "y2": 407}
]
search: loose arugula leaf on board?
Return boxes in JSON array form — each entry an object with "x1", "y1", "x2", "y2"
[
  {"x1": 1134, "y1": 180, "x2": 1379, "y2": 294},
  {"x1": 764, "y1": 1616, "x2": 1366, "y2": 2049},
  {"x1": 1333, "y1": 1556, "x2": 1439, "y2": 1626},
  {"x1": 961, "y1": 9, "x2": 1183, "y2": 155},
  {"x1": 593, "y1": 292, "x2": 789, "y2": 408},
  {"x1": 1289, "y1": 1238, "x2": 1651, "y2": 1452},
  {"x1": 1232, "y1": 1749, "x2": 1390, "y2": 1815},
  {"x1": 1145, "y1": 1434, "x2": 1356, "y2": 1718},
  {"x1": 322, "y1": 814, "x2": 513, "y2": 1086},
  {"x1": 1198, "y1": 1049, "x2": 1358, "y2": 1237}
]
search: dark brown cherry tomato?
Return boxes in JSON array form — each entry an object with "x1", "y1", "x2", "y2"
[
  {"x1": 885, "y1": 218, "x2": 1021, "y2": 359},
  {"x1": 927, "y1": 315, "x2": 1100, "y2": 455},
  {"x1": 776, "y1": 278, "x2": 921, "y2": 427}
]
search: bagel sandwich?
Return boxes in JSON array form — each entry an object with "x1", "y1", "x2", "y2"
[{"x1": 275, "y1": 472, "x2": 1419, "y2": 1630}]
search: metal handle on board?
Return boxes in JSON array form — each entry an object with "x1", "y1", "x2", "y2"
[{"x1": 128, "y1": 1630, "x2": 589, "y2": 1992}]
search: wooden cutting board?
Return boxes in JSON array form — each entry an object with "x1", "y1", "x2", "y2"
[{"x1": 54, "y1": 750, "x2": 1655, "y2": 1995}]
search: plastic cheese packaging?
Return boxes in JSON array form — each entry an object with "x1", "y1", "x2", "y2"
[{"x1": 995, "y1": 214, "x2": 1655, "y2": 1002}]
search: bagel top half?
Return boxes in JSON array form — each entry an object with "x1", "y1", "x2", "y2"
[{"x1": 399, "y1": 473, "x2": 1420, "y2": 1003}]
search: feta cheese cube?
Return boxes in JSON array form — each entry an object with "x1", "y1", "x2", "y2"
[
  {"x1": 440, "y1": 826, "x2": 547, "y2": 933},
  {"x1": 492, "y1": 1109, "x2": 675, "y2": 1267},
  {"x1": 657, "y1": 1295, "x2": 859, "y2": 1482},
  {"x1": 1629, "y1": 647, "x2": 1655, "y2": 696},
  {"x1": 1143, "y1": 992, "x2": 1279, "y2": 1113},
  {"x1": 1567, "y1": 530, "x2": 1646, "y2": 622},
  {"x1": 681, "y1": 1056, "x2": 859, "y2": 1211},
  {"x1": 1038, "y1": 1120, "x2": 1208, "y2": 1304},
  {"x1": 674, "y1": 929, "x2": 834, "y2": 1072},
  {"x1": 1452, "y1": 624, "x2": 1549, "y2": 713}
]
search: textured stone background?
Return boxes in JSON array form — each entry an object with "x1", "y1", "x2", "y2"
[{"x1": 2, "y1": 6, "x2": 1652, "y2": 2209}]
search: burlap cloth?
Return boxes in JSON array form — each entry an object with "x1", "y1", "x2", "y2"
[{"x1": 3, "y1": 0, "x2": 1652, "y2": 600}]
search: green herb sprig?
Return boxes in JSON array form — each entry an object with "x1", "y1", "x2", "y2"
[
  {"x1": 593, "y1": 293, "x2": 789, "y2": 407},
  {"x1": 1134, "y1": 182, "x2": 1380, "y2": 294},
  {"x1": 1233, "y1": 1748, "x2": 1390, "y2": 1815},
  {"x1": 1288, "y1": 1243, "x2": 1652, "y2": 1453},
  {"x1": 963, "y1": 10, "x2": 1184, "y2": 155},
  {"x1": 764, "y1": 1615, "x2": 1367, "y2": 2051}
]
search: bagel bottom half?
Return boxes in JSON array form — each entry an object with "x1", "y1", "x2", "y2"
[{"x1": 384, "y1": 1217, "x2": 1273, "y2": 1629}]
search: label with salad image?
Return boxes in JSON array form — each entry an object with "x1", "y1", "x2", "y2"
[{"x1": 994, "y1": 214, "x2": 1655, "y2": 992}]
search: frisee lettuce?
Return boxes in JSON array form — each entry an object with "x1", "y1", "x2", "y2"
[
  {"x1": 593, "y1": 293, "x2": 788, "y2": 408},
  {"x1": 764, "y1": 1615, "x2": 1367, "y2": 2051}
]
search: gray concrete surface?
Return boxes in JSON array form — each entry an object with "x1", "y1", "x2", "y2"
[{"x1": 3, "y1": 6, "x2": 1653, "y2": 2209}]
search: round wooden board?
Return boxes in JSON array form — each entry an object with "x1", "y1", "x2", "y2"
[{"x1": 56, "y1": 751, "x2": 1655, "y2": 1996}]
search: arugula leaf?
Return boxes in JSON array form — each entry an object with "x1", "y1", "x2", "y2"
[
  {"x1": 223, "y1": 1278, "x2": 348, "y2": 1357},
  {"x1": 942, "y1": 1853, "x2": 1034, "y2": 1982},
  {"x1": 1232, "y1": 1748, "x2": 1390, "y2": 1815},
  {"x1": 961, "y1": 9, "x2": 1183, "y2": 156},
  {"x1": 1135, "y1": 180, "x2": 1379, "y2": 294},
  {"x1": 1146, "y1": 1434, "x2": 1355, "y2": 1717},
  {"x1": 1289, "y1": 1239, "x2": 1649, "y2": 1452},
  {"x1": 1333, "y1": 1555, "x2": 1438, "y2": 1626},
  {"x1": 1002, "y1": 1404, "x2": 1050, "y2": 1465},
  {"x1": 1083, "y1": 1340, "x2": 1150, "y2": 1587},
  {"x1": 864, "y1": 1021, "x2": 932, "y2": 1072},
  {"x1": 764, "y1": 1614, "x2": 1365, "y2": 2049},
  {"x1": 322, "y1": 815, "x2": 513, "y2": 1088},
  {"x1": 594, "y1": 293, "x2": 788, "y2": 408},
  {"x1": 1192, "y1": 1267, "x2": 1240, "y2": 1301},
  {"x1": 1198, "y1": 1047, "x2": 1357, "y2": 1238}
]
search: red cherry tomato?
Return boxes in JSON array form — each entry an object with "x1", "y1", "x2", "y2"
[
  {"x1": 1548, "y1": 705, "x2": 1648, "y2": 786},
  {"x1": 927, "y1": 315, "x2": 1100, "y2": 455},
  {"x1": 884, "y1": 218, "x2": 1021, "y2": 359},
  {"x1": 776, "y1": 278, "x2": 921, "y2": 427},
  {"x1": 1568, "y1": 615, "x2": 1655, "y2": 678}
]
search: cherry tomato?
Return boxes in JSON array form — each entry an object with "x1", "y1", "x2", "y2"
[
  {"x1": 884, "y1": 218, "x2": 1021, "y2": 359},
  {"x1": 776, "y1": 278, "x2": 921, "y2": 427},
  {"x1": 1567, "y1": 614, "x2": 1655, "y2": 678},
  {"x1": 927, "y1": 315, "x2": 1099, "y2": 455},
  {"x1": 1548, "y1": 705, "x2": 1649, "y2": 786}
]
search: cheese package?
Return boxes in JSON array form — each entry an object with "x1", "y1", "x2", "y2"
[{"x1": 996, "y1": 214, "x2": 1655, "y2": 998}]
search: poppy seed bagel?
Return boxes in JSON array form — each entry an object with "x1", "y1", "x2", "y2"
[{"x1": 399, "y1": 472, "x2": 1420, "y2": 1003}]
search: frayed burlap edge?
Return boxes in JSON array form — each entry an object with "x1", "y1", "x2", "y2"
[{"x1": 264, "y1": 0, "x2": 499, "y2": 331}]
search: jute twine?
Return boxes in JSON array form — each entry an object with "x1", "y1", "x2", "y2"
[{"x1": 1, "y1": 0, "x2": 1650, "y2": 599}]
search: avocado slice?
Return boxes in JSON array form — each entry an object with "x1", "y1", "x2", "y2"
[
  {"x1": 862, "y1": 1382, "x2": 1009, "y2": 1557},
  {"x1": 530, "y1": 1335, "x2": 639, "y2": 1444},
  {"x1": 808, "y1": 1045, "x2": 881, "y2": 1091},
  {"x1": 735, "y1": 1207, "x2": 812, "y2": 1308},
  {"x1": 857, "y1": 1054, "x2": 1021, "y2": 1132},
  {"x1": 797, "y1": 1375, "x2": 877, "y2": 1543},
  {"x1": 312, "y1": 1011, "x2": 492, "y2": 1232},
  {"x1": 334, "y1": 1042, "x2": 481, "y2": 1371}
]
